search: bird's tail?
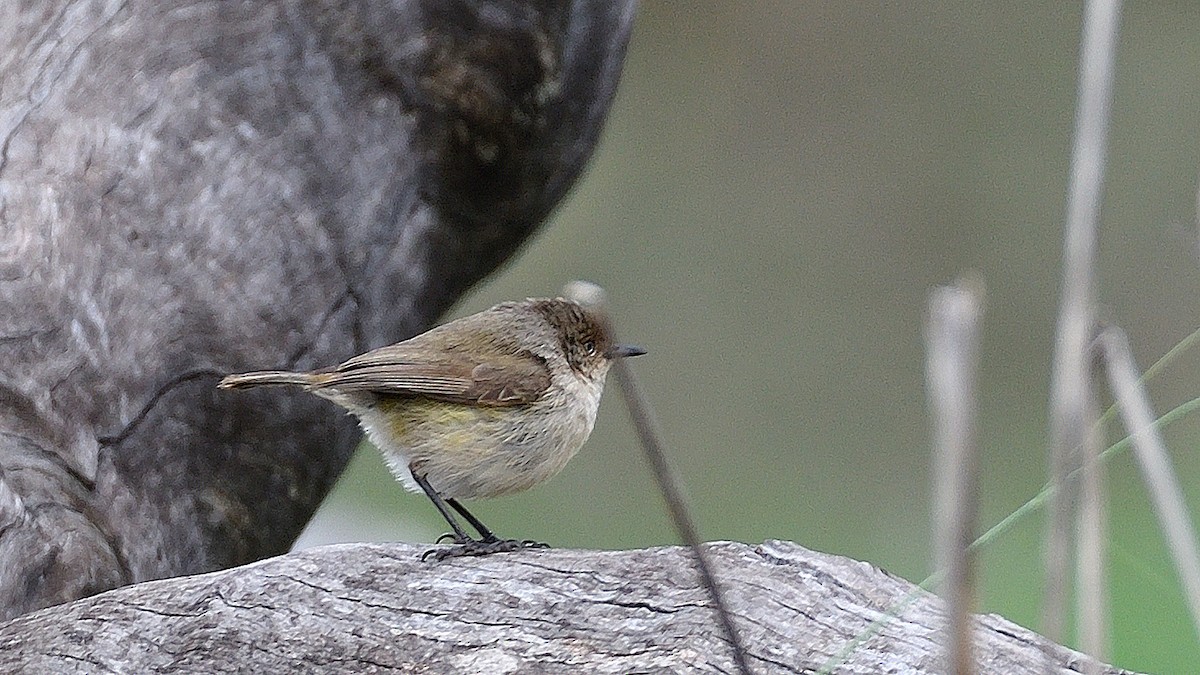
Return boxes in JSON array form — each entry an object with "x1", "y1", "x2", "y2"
[{"x1": 218, "y1": 370, "x2": 322, "y2": 390}]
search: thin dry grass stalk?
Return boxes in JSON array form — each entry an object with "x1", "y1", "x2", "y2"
[
  {"x1": 563, "y1": 280, "x2": 753, "y2": 675},
  {"x1": 926, "y1": 278, "x2": 985, "y2": 675},
  {"x1": 1045, "y1": 0, "x2": 1123, "y2": 657},
  {"x1": 1076, "y1": 390, "x2": 1108, "y2": 673},
  {"x1": 1099, "y1": 325, "x2": 1200, "y2": 640}
]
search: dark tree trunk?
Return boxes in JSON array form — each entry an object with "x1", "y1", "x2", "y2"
[{"x1": 0, "y1": 0, "x2": 635, "y2": 620}]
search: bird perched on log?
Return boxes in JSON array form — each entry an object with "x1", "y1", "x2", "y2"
[{"x1": 220, "y1": 297, "x2": 645, "y2": 559}]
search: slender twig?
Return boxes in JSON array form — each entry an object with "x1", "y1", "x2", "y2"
[
  {"x1": 563, "y1": 281, "x2": 753, "y2": 675},
  {"x1": 97, "y1": 368, "x2": 226, "y2": 446},
  {"x1": 1045, "y1": 0, "x2": 1122, "y2": 654},
  {"x1": 1099, "y1": 326, "x2": 1200, "y2": 639},
  {"x1": 926, "y1": 279, "x2": 984, "y2": 675}
]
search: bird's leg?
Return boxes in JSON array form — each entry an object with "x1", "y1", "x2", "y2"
[
  {"x1": 446, "y1": 498, "x2": 499, "y2": 542},
  {"x1": 410, "y1": 467, "x2": 548, "y2": 561},
  {"x1": 444, "y1": 497, "x2": 549, "y2": 557},
  {"x1": 410, "y1": 470, "x2": 475, "y2": 548}
]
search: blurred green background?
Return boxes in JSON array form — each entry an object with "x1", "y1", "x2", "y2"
[{"x1": 297, "y1": 3, "x2": 1200, "y2": 671}]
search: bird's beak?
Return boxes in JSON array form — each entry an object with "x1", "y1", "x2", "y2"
[{"x1": 608, "y1": 343, "x2": 647, "y2": 359}]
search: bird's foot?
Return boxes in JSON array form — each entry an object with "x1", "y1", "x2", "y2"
[{"x1": 422, "y1": 538, "x2": 550, "y2": 561}]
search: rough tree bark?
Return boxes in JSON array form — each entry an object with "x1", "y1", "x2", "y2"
[
  {"x1": 0, "y1": 540, "x2": 1135, "y2": 673},
  {"x1": 0, "y1": 0, "x2": 636, "y2": 620}
]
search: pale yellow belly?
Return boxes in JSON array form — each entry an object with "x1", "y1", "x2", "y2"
[{"x1": 358, "y1": 396, "x2": 592, "y2": 500}]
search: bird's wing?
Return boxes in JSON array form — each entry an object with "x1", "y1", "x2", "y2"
[{"x1": 315, "y1": 345, "x2": 552, "y2": 406}]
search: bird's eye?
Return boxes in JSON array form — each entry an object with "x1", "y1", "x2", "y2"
[{"x1": 584, "y1": 340, "x2": 597, "y2": 356}]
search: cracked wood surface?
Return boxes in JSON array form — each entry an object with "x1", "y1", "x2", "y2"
[
  {"x1": 0, "y1": 0, "x2": 635, "y2": 620},
  {"x1": 0, "y1": 540, "x2": 1135, "y2": 674}
]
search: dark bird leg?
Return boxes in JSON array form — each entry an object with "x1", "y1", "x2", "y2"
[
  {"x1": 410, "y1": 469, "x2": 547, "y2": 561},
  {"x1": 448, "y1": 498, "x2": 550, "y2": 552},
  {"x1": 409, "y1": 471, "x2": 474, "y2": 551},
  {"x1": 447, "y1": 498, "x2": 499, "y2": 542}
]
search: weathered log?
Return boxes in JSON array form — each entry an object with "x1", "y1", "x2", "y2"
[
  {"x1": 0, "y1": 540, "x2": 1133, "y2": 673},
  {"x1": 0, "y1": 0, "x2": 635, "y2": 620}
]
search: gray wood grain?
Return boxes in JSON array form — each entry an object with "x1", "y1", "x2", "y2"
[
  {"x1": 0, "y1": 540, "x2": 1135, "y2": 674},
  {"x1": 0, "y1": 0, "x2": 635, "y2": 620}
]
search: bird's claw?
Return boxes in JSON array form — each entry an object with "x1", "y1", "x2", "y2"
[{"x1": 422, "y1": 538, "x2": 550, "y2": 561}]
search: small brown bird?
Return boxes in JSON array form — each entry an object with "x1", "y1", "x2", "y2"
[{"x1": 219, "y1": 297, "x2": 645, "y2": 559}]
